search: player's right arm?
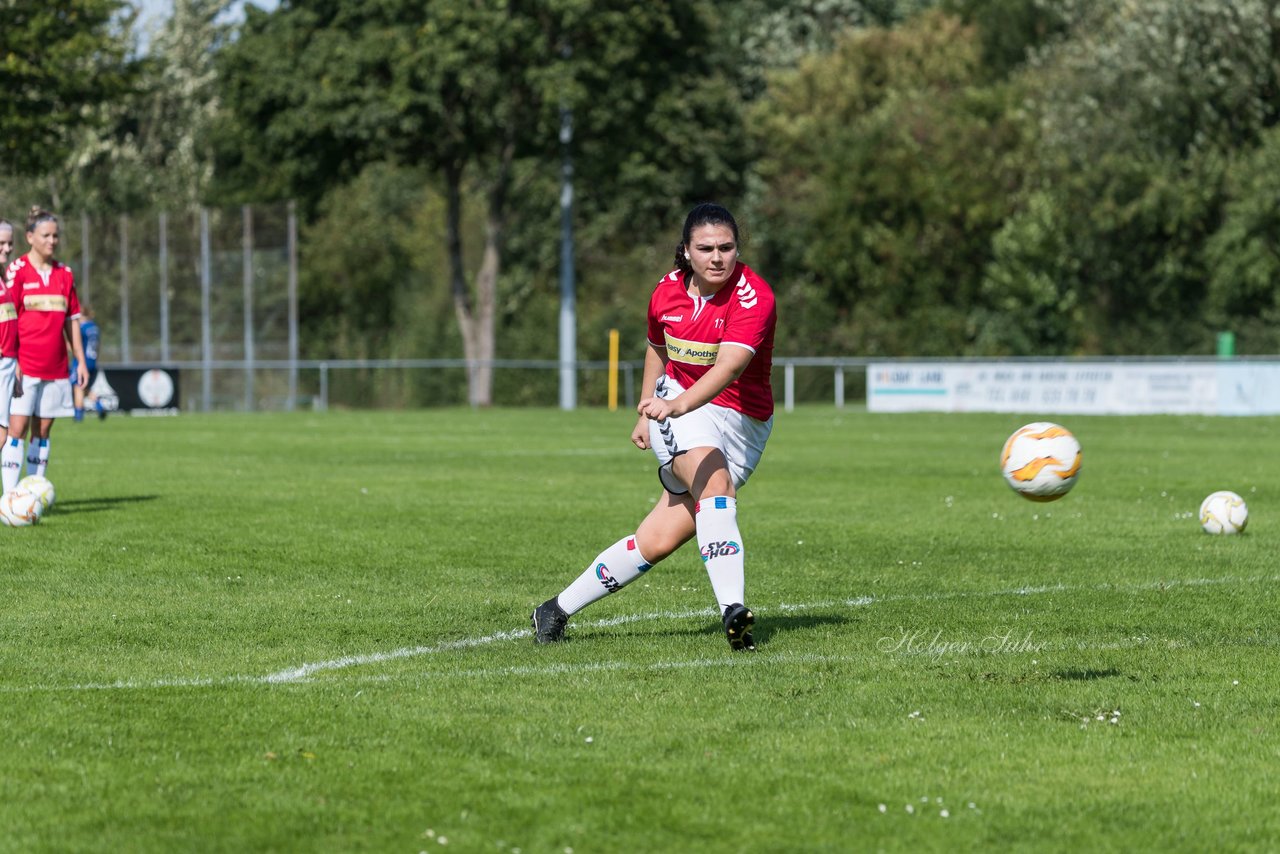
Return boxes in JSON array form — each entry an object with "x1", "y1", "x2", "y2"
[{"x1": 631, "y1": 342, "x2": 668, "y2": 450}]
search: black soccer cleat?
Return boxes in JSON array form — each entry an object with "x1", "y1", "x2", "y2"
[
  {"x1": 722, "y1": 603, "x2": 756, "y2": 652},
  {"x1": 531, "y1": 597, "x2": 569, "y2": 644}
]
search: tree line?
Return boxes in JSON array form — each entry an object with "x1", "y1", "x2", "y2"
[{"x1": 3, "y1": 0, "x2": 1279, "y2": 406}]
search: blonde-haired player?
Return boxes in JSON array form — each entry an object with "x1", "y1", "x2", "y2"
[{"x1": 1, "y1": 207, "x2": 89, "y2": 491}]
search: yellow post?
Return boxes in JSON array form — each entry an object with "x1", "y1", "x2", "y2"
[{"x1": 608, "y1": 328, "x2": 620, "y2": 411}]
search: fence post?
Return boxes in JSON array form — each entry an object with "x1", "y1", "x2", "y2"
[
  {"x1": 159, "y1": 212, "x2": 170, "y2": 363},
  {"x1": 243, "y1": 204, "x2": 255, "y2": 411},
  {"x1": 80, "y1": 212, "x2": 91, "y2": 307},
  {"x1": 785, "y1": 362, "x2": 795, "y2": 412},
  {"x1": 623, "y1": 362, "x2": 635, "y2": 409},
  {"x1": 287, "y1": 201, "x2": 299, "y2": 412},
  {"x1": 120, "y1": 213, "x2": 131, "y2": 363},
  {"x1": 834, "y1": 365, "x2": 844, "y2": 408},
  {"x1": 200, "y1": 207, "x2": 212, "y2": 412},
  {"x1": 318, "y1": 362, "x2": 328, "y2": 411}
]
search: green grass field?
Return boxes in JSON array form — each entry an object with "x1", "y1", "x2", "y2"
[{"x1": 1, "y1": 407, "x2": 1276, "y2": 853}]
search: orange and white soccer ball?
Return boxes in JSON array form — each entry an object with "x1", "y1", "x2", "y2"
[
  {"x1": 1000, "y1": 422, "x2": 1082, "y2": 502},
  {"x1": 1199, "y1": 490, "x2": 1248, "y2": 535},
  {"x1": 0, "y1": 486, "x2": 44, "y2": 527}
]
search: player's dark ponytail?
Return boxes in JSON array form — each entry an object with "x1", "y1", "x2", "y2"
[
  {"x1": 675, "y1": 203, "x2": 739, "y2": 273},
  {"x1": 673, "y1": 242, "x2": 692, "y2": 274}
]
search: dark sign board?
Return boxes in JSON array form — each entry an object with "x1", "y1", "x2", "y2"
[{"x1": 90, "y1": 368, "x2": 181, "y2": 416}]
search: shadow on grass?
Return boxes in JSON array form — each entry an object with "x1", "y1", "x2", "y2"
[
  {"x1": 744, "y1": 612, "x2": 851, "y2": 649},
  {"x1": 52, "y1": 495, "x2": 161, "y2": 514},
  {"x1": 576, "y1": 611, "x2": 852, "y2": 650},
  {"x1": 1051, "y1": 668, "x2": 1123, "y2": 681}
]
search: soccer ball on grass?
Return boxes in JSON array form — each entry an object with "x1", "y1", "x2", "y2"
[
  {"x1": 1199, "y1": 490, "x2": 1248, "y2": 535},
  {"x1": 1000, "y1": 422, "x2": 1082, "y2": 502},
  {"x1": 0, "y1": 487, "x2": 43, "y2": 527},
  {"x1": 18, "y1": 474, "x2": 55, "y2": 511}
]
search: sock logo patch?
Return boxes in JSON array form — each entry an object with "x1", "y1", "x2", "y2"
[
  {"x1": 714, "y1": 496, "x2": 729, "y2": 509},
  {"x1": 594, "y1": 563, "x2": 621, "y2": 593},
  {"x1": 700, "y1": 540, "x2": 741, "y2": 562}
]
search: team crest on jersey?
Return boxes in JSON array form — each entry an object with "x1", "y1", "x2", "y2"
[
  {"x1": 0, "y1": 303, "x2": 16, "y2": 322},
  {"x1": 735, "y1": 274, "x2": 757, "y2": 309}
]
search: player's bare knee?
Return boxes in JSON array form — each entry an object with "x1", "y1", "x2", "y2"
[
  {"x1": 673, "y1": 447, "x2": 734, "y2": 499},
  {"x1": 633, "y1": 530, "x2": 679, "y2": 564}
]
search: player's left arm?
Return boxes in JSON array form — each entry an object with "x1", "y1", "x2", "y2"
[{"x1": 67, "y1": 316, "x2": 89, "y2": 387}]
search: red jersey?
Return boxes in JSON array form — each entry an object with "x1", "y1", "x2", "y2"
[
  {"x1": 646, "y1": 262, "x2": 777, "y2": 420},
  {"x1": 0, "y1": 274, "x2": 17, "y2": 359},
  {"x1": 6, "y1": 254, "x2": 81, "y2": 380}
]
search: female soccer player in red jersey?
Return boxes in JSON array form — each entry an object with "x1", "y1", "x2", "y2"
[
  {"x1": 1, "y1": 207, "x2": 89, "y2": 492},
  {"x1": 532, "y1": 203, "x2": 778, "y2": 651},
  {"x1": 0, "y1": 219, "x2": 17, "y2": 434}
]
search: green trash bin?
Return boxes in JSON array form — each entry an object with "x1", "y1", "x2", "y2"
[{"x1": 1216, "y1": 331, "x2": 1235, "y2": 358}]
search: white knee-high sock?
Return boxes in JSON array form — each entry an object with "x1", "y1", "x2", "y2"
[
  {"x1": 26, "y1": 439, "x2": 45, "y2": 478},
  {"x1": 34, "y1": 440, "x2": 48, "y2": 481},
  {"x1": 696, "y1": 496, "x2": 745, "y2": 614},
  {"x1": 2, "y1": 437, "x2": 24, "y2": 492},
  {"x1": 556, "y1": 535, "x2": 654, "y2": 616}
]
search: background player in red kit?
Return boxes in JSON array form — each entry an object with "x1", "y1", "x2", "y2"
[
  {"x1": 532, "y1": 203, "x2": 777, "y2": 651},
  {"x1": 1, "y1": 207, "x2": 89, "y2": 492},
  {"x1": 0, "y1": 219, "x2": 17, "y2": 435}
]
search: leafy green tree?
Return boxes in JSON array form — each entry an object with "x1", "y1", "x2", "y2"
[
  {"x1": 972, "y1": 191, "x2": 1083, "y2": 354},
  {"x1": 0, "y1": 0, "x2": 138, "y2": 178},
  {"x1": 751, "y1": 10, "x2": 1027, "y2": 355},
  {"x1": 729, "y1": 0, "x2": 936, "y2": 81},
  {"x1": 1204, "y1": 127, "x2": 1280, "y2": 353},
  {"x1": 216, "y1": 0, "x2": 745, "y2": 405},
  {"x1": 990, "y1": 0, "x2": 1280, "y2": 355},
  {"x1": 939, "y1": 0, "x2": 1070, "y2": 78},
  {"x1": 1031, "y1": 0, "x2": 1280, "y2": 161},
  {"x1": 56, "y1": 0, "x2": 233, "y2": 212}
]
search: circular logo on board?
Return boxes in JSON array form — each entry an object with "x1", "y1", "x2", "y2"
[{"x1": 138, "y1": 369, "x2": 175, "y2": 408}]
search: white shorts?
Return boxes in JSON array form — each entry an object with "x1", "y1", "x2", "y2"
[
  {"x1": 647, "y1": 375, "x2": 773, "y2": 495},
  {"x1": 10, "y1": 376, "x2": 76, "y2": 419},
  {"x1": 0, "y1": 357, "x2": 15, "y2": 429}
]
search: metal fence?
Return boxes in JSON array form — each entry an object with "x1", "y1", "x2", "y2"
[
  {"x1": 30, "y1": 205, "x2": 1268, "y2": 413},
  {"x1": 20, "y1": 203, "x2": 299, "y2": 410},
  {"x1": 42, "y1": 202, "x2": 868, "y2": 412},
  {"x1": 92, "y1": 355, "x2": 876, "y2": 412}
]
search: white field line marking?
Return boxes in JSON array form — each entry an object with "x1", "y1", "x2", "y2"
[{"x1": 6, "y1": 574, "x2": 1275, "y2": 694}]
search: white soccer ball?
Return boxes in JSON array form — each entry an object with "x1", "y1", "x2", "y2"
[
  {"x1": 1000, "y1": 422, "x2": 1082, "y2": 502},
  {"x1": 18, "y1": 475, "x2": 55, "y2": 510},
  {"x1": 0, "y1": 487, "x2": 43, "y2": 527},
  {"x1": 1199, "y1": 490, "x2": 1248, "y2": 535}
]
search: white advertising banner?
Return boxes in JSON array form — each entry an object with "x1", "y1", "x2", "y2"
[{"x1": 867, "y1": 361, "x2": 1280, "y2": 416}]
